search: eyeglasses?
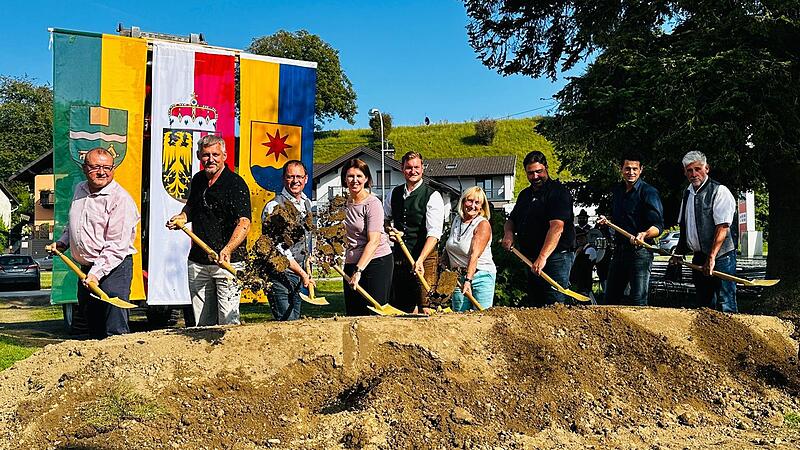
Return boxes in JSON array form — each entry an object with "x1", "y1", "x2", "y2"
[{"x1": 84, "y1": 164, "x2": 115, "y2": 173}]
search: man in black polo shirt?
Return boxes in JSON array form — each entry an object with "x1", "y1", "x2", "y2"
[
  {"x1": 167, "y1": 135, "x2": 251, "y2": 326},
  {"x1": 598, "y1": 155, "x2": 663, "y2": 306},
  {"x1": 502, "y1": 151, "x2": 576, "y2": 306}
]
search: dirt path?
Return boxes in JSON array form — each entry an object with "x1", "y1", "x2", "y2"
[{"x1": 1, "y1": 305, "x2": 799, "y2": 449}]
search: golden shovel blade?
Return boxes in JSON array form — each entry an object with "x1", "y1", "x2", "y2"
[{"x1": 300, "y1": 292, "x2": 330, "y2": 306}]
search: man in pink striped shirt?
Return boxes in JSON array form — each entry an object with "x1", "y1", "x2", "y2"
[{"x1": 49, "y1": 148, "x2": 140, "y2": 338}]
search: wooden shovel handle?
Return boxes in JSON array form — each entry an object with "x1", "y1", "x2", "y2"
[
  {"x1": 52, "y1": 248, "x2": 111, "y2": 301},
  {"x1": 175, "y1": 222, "x2": 237, "y2": 276},
  {"x1": 603, "y1": 218, "x2": 774, "y2": 286},
  {"x1": 333, "y1": 266, "x2": 382, "y2": 309},
  {"x1": 457, "y1": 279, "x2": 484, "y2": 311},
  {"x1": 389, "y1": 229, "x2": 432, "y2": 292},
  {"x1": 305, "y1": 257, "x2": 317, "y2": 298}
]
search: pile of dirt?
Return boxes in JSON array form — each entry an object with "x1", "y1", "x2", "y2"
[{"x1": 1, "y1": 306, "x2": 799, "y2": 449}]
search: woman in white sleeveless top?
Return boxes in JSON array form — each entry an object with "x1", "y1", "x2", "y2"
[{"x1": 445, "y1": 186, "x2": 496, "y2": 311}]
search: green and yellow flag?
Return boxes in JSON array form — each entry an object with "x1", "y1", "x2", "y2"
[{"x1": 52, "y1": 30, "x2": 147, "y2": 304}]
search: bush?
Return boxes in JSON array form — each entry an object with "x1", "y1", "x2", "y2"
[
  {"x1": 369, "y1": 112, "x2": 393, "y2": 142},
  {"x1": 489, "y1": 209, "x2": 528, "y2": 306},
  {"x1": 474, "y1": 118, "x2": 497, "y2": 145}
]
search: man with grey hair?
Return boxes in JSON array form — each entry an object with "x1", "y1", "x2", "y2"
[
  {"x1": 167, "y1": 135, "x2": 251, "y2": 326},
  {"x1": 670, "y1": 151, "x2": 738, "y2": 312}
]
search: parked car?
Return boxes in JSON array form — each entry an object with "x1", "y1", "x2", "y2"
[
  {"x1": 659, "y1": 231, "x2": 681, "y2": 253},
  {"x1": 0, "y1": 255, "x2": 41, "y2": 291},
  {"x1": 35, "y1": 255, "x2": 54, "y2": 271}
]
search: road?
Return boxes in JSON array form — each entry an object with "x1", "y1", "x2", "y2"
[{"x1": 0, "y1": 288, "x2": 51, "y2": 298}]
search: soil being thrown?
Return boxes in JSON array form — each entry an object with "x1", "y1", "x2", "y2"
[{"x1": 1, "y1": 306, "x2": 799, "y2": 449}]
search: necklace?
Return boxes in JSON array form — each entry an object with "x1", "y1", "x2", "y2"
[{"x1": 457, "y1": 217, "x2": 477, "y2": 240}]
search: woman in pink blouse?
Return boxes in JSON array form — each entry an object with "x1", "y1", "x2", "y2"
[{"x1": 340, "y1": 159, "x2": 394, "y2": 315}]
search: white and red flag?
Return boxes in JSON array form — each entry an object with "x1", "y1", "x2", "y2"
[{"x1": 147, "y1": 42, "x2": 236, "y2": 305}]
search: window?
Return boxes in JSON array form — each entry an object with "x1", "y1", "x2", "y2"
[
  {"x1": 476, "y1": 177, "x2": 494, "y2": 198},
  {"x1": 445, "y1": 163, "x2": 457, "y2": 170}
]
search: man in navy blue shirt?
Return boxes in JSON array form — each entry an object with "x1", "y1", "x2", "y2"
[
  {"x1": 599, "y1": 155, "x2": 663, "y2": 306},
  {"x1": 502, "y1": 151, "x2": 576, "y2": 306}
]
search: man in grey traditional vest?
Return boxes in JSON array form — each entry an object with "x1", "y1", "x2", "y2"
[
  {"x1": 385, "y1": 151, "x2": 445, "y2": 313},
  {"x1": 670, "y1": 151, "x2": 738, "y2": 312},
  {"x1": 262, "y1": 160, "x2": 314, "y2": 321}
]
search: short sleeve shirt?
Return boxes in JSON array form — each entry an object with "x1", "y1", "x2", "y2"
[
  {"x1": 345, "y1": 195, "x2": 392, "y2": 264},
  {"x1": 185, "y1": 167, "x2": 251, "y2": 264},
  {"x1": 509, "y1": 179, "x2": 575, "y2": 258}
]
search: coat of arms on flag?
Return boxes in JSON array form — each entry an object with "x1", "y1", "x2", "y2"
[
  {"x1": 69, "y1": 106, "x2": 128, "y2": 166},
  {"x1": 249, "y1": 121, "x2": 302, "y2": 192},
  {"x1": 162, "y1": 93, "x2": 218, "y2": 201}
]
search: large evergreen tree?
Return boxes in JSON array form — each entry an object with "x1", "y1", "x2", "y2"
[{"x1": 465, "y1": 1, "x2": 800, "y2": 294}]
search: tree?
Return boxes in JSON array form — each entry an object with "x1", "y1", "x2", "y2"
[
  {"x1": 369, "y1": 112, "x2": 393, "y2": 142},
  {"x1": 465, "y1": 1, "x2": 800, "y2": 295},
  {"x1": 249, "y1": 30, "x2": 358, "y2": 129},
  {"x1": 0, "y1": 76, "x2": 53, "y2": 180}
]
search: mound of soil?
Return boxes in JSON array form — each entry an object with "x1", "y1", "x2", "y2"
[{"x1": 1, "y1": 306, "x2": 799, "y2": 449}]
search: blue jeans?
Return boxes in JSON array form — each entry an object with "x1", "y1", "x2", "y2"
[
  {"x1": 524, "y1": 251, "x2": 575, "y2": 307},
  {"x1": 692, "y1": 251, "x2": 737, "y2": 313},
  {"x1": 268, "y1": 272, "x2": 302, "y2": 321},
  {"x1": 605, "y1": 245, "x2": 654, "y2": 306},
  {"x1": 452, "y1": 271, "x2": 495, "y2": 312}
]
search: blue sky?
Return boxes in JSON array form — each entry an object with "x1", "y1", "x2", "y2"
[{"x1": 1, "y1": 0, "x2": 576, "y2": 130}]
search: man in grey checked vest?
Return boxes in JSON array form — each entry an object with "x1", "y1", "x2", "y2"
[{"x1": 670, "y1": 151, "x2": 738, "y2": 312}]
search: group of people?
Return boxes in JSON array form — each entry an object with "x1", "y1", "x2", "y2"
[
  {"x1": 50, "y1": 135, "x2": 739, "y2": 339},
  {"x1": 338, "y1": 152, "x2": 496, "y2": 316}
]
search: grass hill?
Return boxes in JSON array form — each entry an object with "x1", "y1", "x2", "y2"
[{"x1": 313, "y1": 117, "x2": 566, "y2": 196}]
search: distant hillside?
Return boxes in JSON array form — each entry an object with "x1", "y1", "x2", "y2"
[{"x1": 313, "y1": 117, "x2": 568, "y2": 196}]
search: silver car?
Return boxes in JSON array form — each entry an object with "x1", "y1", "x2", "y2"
[
  {"x1": 0, "y1": 255, "x2": 41, "y2": 291},
  {"x1": 35, "y1": 255, "x2": 54, "y2": 271},
  {"x1": 659, "y1": 231, "x2": 680, "y2": 253}
]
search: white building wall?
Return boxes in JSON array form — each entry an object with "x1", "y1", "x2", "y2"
[
  {"x1": 314, "y1": 154, "x2": 404, "y2": 204},
  {"x1": 503, "y1": 175, "x2": 514, "y2": 201},
  {"x1": 0, "y1": 193, "x2": 11, "y2": 229}
]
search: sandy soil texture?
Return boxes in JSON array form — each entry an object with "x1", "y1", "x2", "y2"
[{"x1": 1, "y1": 305, "x2": 799, "y2": 449}]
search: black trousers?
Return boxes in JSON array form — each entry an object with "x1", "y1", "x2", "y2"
[
  {"x1": 78, "y1": 256, "x2": 132, "y2": 339},
  {"x1": 343, "y1": 253, "x2": 394, "y2": 316}
]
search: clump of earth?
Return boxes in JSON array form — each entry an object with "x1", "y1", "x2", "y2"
[
  {"x1": 239, "y1": 202, "x2": 311, "y2": 293},
  {"x1": 2, "y1": 306, "x2": 799, "y2": 449}
]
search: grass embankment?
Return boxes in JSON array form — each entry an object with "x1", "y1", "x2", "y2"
[{"x1": 315, "y1": 117, "x2": 567, "y2": 196}]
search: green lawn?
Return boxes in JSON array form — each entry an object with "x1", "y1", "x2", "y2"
[
  {"x1": 239, "y1": 279, "x2": 347, "y2": 323},
  {"x1": 0, "y1": 336, "x2": 39, "y2": 370},
  {"x1": 314, "y1": 117, "x2": 568, "y2": 196}
]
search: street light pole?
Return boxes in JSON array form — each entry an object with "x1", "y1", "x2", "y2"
[{"x1": 369, "y1": 108, "x2": 385, "y2": 200}]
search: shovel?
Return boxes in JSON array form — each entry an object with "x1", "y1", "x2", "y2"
[
  {"x1": 387, "y1": 229, "x2": 453, "y2": 313},
  {"x1": 173, "y1": 220, "x2": 238, "y2": 277},
  {"x1": 456, "y1": 279, "x2": 485, "y2": 311},
  {"x1": 300, "y1": 258, "x2": 329, "y2": 305},
  {"x1": 51, "y1": 248, "x2": 137, "y2": 309},
  {"x1": 507, "y1": 247, "x2": 591, "y2": 303},
  {"x1": 332, "y1": 266, "x2": 406, "y2": 316},
  {"x1": 603, "y1": 219, "x2": 779, "y2": 287}
]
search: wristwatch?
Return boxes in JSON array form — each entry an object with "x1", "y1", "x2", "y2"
[{"x1": 464, "y1": 277, "x2": 473, "y2": 283}]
